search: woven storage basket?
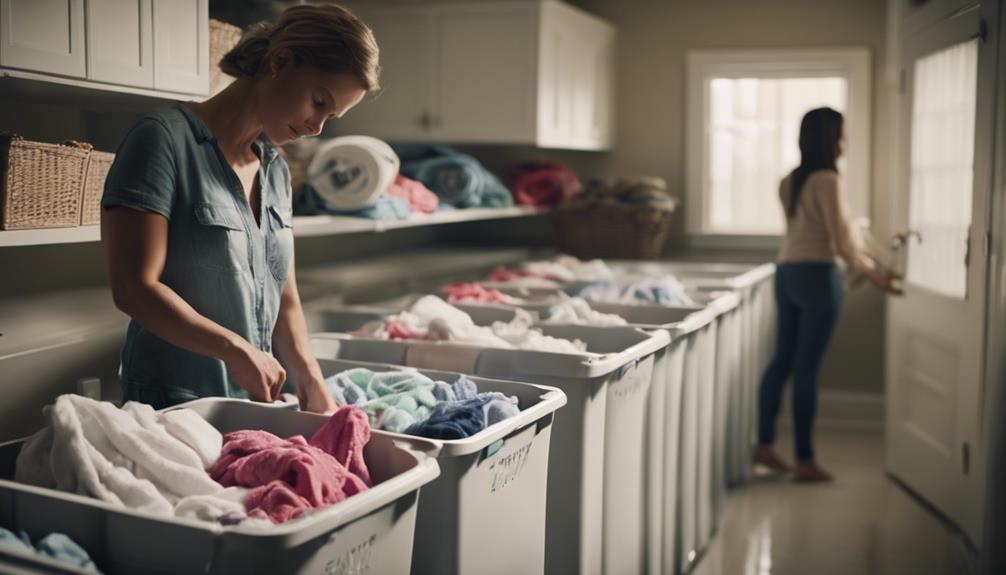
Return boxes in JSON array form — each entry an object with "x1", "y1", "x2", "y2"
[
  {"x1": 552, "y1": 204, "x2": 674, "y2": 259},
  {"x1": 0, "y1": 133, "x2": 91, "y2": 230},
  {"x1": 81, "y1": 150, "x2": 115, "y2": 226},
  {"x1": 210, "y1": 19, "x2": 243, "y2": 96}
]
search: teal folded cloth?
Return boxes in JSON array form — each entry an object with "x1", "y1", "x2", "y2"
[
  {"x1": 295, "y1": 185, "x2": 412, "y2": 220},
  {"x1": 0, "y1": 528, "x2": 100, "y2": 572},
  {"x1": 393, "y1": 144, "x2": 514, "y2": 209},
  {"x1": 325, "y1": 369, "x2": 520, "y2": 437}
]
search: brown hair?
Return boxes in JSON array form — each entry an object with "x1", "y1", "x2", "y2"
[{"x1": 219, "y1": 4, "x2": 380, "y2": 91}]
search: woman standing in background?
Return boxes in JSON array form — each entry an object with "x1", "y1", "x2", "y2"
[
  {"x1": 100, "y1": 5, "x2": 379, "y2": 412},
  {"x1": 753, "y1": 107, "x2": 900, "y2": 482}
]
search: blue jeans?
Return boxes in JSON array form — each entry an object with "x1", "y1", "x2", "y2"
[{"x1": 758, "y1": 262, "x2": 843, "y2": 461}]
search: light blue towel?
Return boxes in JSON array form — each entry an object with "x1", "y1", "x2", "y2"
[
  {"x1": 295, "y1": 185, "x2": 412, "y2": 220},
  {"x1": 0, "y1": 528, "x2": 100, "y2": 572}
]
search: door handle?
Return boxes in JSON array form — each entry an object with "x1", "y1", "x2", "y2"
[{"x1": 891, "y1": 230, "x2": 923, "y2": 251}]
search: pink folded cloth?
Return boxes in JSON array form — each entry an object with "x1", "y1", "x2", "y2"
[
  {"x1": 488, "y1": 264, "x2": 558, "y2": 282},
  {"x1": 209, "y1": 406, "x2": 372, "y2": 524},
  {"x1": 387, "y1": 174, "x2": 439, "y2": 214},
  {"x1": 441, "y1": 282, "x2": 524, "y2": 305}
]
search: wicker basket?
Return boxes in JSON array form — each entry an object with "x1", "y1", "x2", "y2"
[
  {"x1": 81, "y1": 150, "x2": 115, "y2": 226},
  {"x1": 552, "y1": 204, "x2": 674, "y2": 260},
  {"x1": 210, "y1": 19, "x2": 243, "y2": 96},
  {"x1": 1, "y1": 133, "x2": 92, "y2": 230}
]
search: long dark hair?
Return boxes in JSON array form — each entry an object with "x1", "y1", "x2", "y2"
[{"x1": 788, "y1": 107, "x2": 844, "y2": 217}]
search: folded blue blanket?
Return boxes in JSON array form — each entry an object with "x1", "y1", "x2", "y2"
[{"x1": 393, "y1": 144, "x2": 513, "y2": 209}]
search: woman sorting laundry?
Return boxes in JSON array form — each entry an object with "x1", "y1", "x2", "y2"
[
  {"x1": 100, "y1": 5, "x2": 379, "y2": 412},
  {"x1": 753, "y1": 107, "x2": 900, "y2": 482}
]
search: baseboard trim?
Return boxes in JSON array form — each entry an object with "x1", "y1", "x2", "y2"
[{"x1": 777, "y1": 390, "x2": 885, "y2": 431}]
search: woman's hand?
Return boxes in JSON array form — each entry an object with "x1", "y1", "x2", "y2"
[
  {"x1": 223, "y1": 340, "x2": 287, "y2": 403},
  {"x1": 297, "y1": 377, "x2": 338, "y2": 414},
  {"x1": 867, "y1": 268, "x2": 903, "y2": 295}
]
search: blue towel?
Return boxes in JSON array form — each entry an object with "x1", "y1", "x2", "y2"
[
  {"x1": 431, "y1": 376, "x2": 479, "y2": 402},
  {"x1": 295, "y1": 185, "x2": 412, "y2": 220},
  {"x1": 0, "y1": 528, "x2": 99, "y2": 572},
  {"x1": 392, "y1": 144, "x2": 513, "y2": 209},
  {"x1": 404, "y1": 397, "x2": 488, "y2": 439}
]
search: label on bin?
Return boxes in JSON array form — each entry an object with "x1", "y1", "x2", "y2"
[
  {"x1": 488, "y1": 438, "x2": 534, "y2": 494},
  {"x1": 611, "y1": 360, "x2": 647, "y2": 400},
  {"x1": 325, "y1": 534, "x2": 376, "y2": 575}
]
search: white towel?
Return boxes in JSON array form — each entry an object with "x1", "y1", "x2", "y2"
[
  {"x1": 357, "y1": 295, "x2": 589, "y2": 354},
  {"x1": 540, "y1": 297, "x2": 628, "y2": 327},
  {"x1": 307, "y1": 136, "x2": 400, "y2": 211},
  {"x1": 15, "y1": 395, "x2": 250, "y2": 524}
]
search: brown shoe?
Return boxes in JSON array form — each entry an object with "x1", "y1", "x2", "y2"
[
  {"x1": 752, "y1": 444, "x2": 793, "y2": 473},
  {"x1": 793, "y1": 460, "x2": 835, "y2": 483}
]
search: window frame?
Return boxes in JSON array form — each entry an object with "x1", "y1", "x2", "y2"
[{"x1": 685, "y1": 48, "x2": 872, "y2": 245}]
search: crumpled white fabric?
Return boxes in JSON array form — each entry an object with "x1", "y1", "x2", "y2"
[
  {"x1": 15, "y1": 395, "x2": 255, "y2": 526},
  {"x1": 539, "y1": 297, "x2": 628, "y2": 327},
  {"x1": 357, "y1": 295, "x2": 589, "y2": 354},
  {"x1": 527, "y1": 256, "x2": 615, "y2": 282}
]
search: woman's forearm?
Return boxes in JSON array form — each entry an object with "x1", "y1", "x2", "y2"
[{"x1": 113, "y1": 280, "x2": 245, "y2": 364}]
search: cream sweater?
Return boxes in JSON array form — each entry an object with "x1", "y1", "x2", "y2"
[{"x1": 777, "y1": 170, "x2": 872, "y2": 272}]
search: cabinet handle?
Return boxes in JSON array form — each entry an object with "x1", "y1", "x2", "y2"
[{"x1": 419, "y1": 112, "x2": 432, "y2": 131}]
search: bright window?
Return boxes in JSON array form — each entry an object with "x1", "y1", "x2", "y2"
[{"x1": 687, "y1": 49, "x2": 871, "y2": 237}]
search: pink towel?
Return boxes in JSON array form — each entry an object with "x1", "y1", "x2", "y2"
[
  {"x1": 387, "y1": 174, "x2": 439, "y2": 214},
  {"x1": 209, "y1": 406, "x2": 372, "y2": 524},
  {"x1": 488, "y1": 265, "x2": 559, "y2": 282},
  {"x1": 506, "y1": 161, "x2": 582, "y2": 207},
  {"x1": 441, "y1": 282, "x2": 524, "y2": 305}
]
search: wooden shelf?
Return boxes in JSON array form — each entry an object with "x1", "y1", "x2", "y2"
[{"x1": 0, "y1": 207, "x2": 546, "y2": 248}]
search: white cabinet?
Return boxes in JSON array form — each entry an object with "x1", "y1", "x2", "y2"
[
  {"x1": 152, "y1": 0, "x2": 208, "y2": 94},
  {"x1": 335, "y1": 8, "x2": 435, "y2": 141},
  {"x1": 86, "y1": 0, "x2": 153, "y2": 87},
  {"x1": 336, "y1": 0, "x2": 615, "y2": 150},
  {"x1": 0, "y1": 0, "x2": 207, "y2": 95},
  {"x1": 0, "y1": 0, "x2": 86, "y2": 78},
  {"x1": 537, "y1": 0, "x2": 614, "y2": 149}
]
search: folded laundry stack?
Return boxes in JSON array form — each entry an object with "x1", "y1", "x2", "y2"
[
  {"x1": 324, "y1": 368, "x2": 520, "y2": 440},
  {"x1": 15, "y1": 395, "x2": 373, "y2": 527},
  {"x1": 352, "y1": 295, "x2": 588, "y2": 353},
  {"x1": 505, "y1": 161, "x2": 582, "y2": 207},
  {"x1": 394, "y1": 144, "x2": 514, "y2": 209}
]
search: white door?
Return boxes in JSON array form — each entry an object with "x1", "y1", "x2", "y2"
[
  {"x1": 152, "y1": 0, "x2": 207, "y2": 95},
  {"x1": 86, "y1": 0, "x2": 153, "y2": 87},
  {"x1": 330, "y1": 8, "x2": 436, "y2": 141},
  {"x1": 0, "y1": 0, "x2": 85, "y2": 78},
  {"x1": 887, "y1": 0, "x2": 995, "y2": 545},
  {"x1": 434, "y1": 4, "x2": 537, "y2": 143}
]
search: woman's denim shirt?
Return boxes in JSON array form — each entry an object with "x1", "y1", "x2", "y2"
[{"x1": 101, "y1": 103, "x2": 294, "y2": 408}]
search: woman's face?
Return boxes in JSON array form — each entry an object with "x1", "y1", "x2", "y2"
[{"x1": 258, "y1": 57, "x2": 367, "y2": 144}]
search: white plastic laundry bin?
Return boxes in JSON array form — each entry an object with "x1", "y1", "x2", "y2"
[
  {"x1": 308, "y1": 326, "x2": 669, "y2": 575},
  {"x1": 313, "y1": 357, "x2": 567, "y2": 575},
  {"x1": 0, "y1": 399, "x2": 440, "y2": 575}
]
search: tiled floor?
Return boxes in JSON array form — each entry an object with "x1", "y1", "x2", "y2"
[{"x1": 692, "y1": 429, "x2": 967, "y2": 575}]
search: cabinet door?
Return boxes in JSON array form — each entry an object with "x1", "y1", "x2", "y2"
[
  {"x1": 538, "y1": 1, "x2": 614, "y2": 150},
  {"x1": 0, "y1": 0, "x2": 86, "y2": 78},
  {"x1": 331, "y1": 8, "x2": 435, "y2": 141},
  {"x1": 86, "y1": 0, "x2": 153, "y2": 87},
  {"x1": 152, "y1": 0, "x2": 207, "y2": 94},
  {"x1": 433, "y1": 4, "x2": 537, "y2": 143}
]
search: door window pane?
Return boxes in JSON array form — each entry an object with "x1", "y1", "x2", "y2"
[
  {"x1": 906, "y1": 39, "x2": 979, "y2": 299},
  {"x1": 707, "y1": 77, "x2": 847, "y2": 234}
]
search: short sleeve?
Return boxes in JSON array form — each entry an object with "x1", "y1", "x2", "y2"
[{"x1": 101, "y1": 118, "x2": 177, "y2": 219}]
